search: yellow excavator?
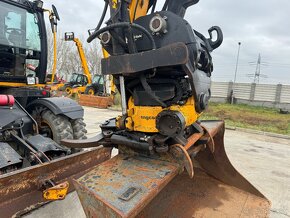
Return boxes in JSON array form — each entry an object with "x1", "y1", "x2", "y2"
[{"x1": 62, "y1": 0, "x2": 271, "y2": 217}]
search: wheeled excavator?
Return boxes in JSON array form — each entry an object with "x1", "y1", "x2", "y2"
[
  {"x1": 62, "y1": 0, "x2": 271, "y2": 217},
  {"x1": 0, "y1": 1, "x2": 111, "y2": 216}
]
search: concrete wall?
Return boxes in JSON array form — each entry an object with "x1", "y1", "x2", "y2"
[{"x1": 211, "y1": 82, "x2": 290, "y2": 110}]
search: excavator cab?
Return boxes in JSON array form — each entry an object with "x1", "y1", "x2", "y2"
[
  {"x1": 85, "y1": 74, "x2": 105, "y2": 96},
  {"x1": 0, "y1": 0, "x2": 50, "y2": 85},
  {"x1": 69, "y1": 73, "x2": 88, "y2": 86}
]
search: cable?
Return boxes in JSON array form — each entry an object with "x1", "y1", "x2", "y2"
[
  {"x1": 87, "y1": 22, "x2": 156, "y2": 50},
  {"x1": 132, "y1": 0, "x2": 140, "y2": 21},
  {"x1": 140, "y1": 73, "x2": 167, "y2": 107}
]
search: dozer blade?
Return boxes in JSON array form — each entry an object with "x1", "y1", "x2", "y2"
[
  {"x1": 73, "y1": 121, "x2": 270, "y2": 218},
  {"x1": 0, "y1": 147, "x2": 111, "y2": 218}
]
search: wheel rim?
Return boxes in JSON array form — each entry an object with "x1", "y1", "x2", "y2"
[
  {"x1": 40, "y1": 120, "x2": 54, "y2": 139},
  {"x1": 65, "y1": 87, "x2": 72, "y2": 95},
  {"x1": 88, "y1": 88, "x2": 95, "y2": 95}
]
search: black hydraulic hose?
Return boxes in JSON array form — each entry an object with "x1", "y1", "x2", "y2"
[
  {"x1": 150, "y1": 0, "x2": 157, "y2": 14},
  {"x1": 87, "y1": 22, "x2": 156, "y2": 50},
  {"x1": 133, "y1": 0, "x2": 140, "y2": 21},
  {"x1": 140, "y1": 73, "x2": 167, "y2": 108},
  {"x1": 96, "y1": 1, "x2": 109, "y2": 31},
  {"x1": 162, "y1": 0, "x2": 169, "y2": 11}
]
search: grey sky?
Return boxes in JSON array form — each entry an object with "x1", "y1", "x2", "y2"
[{"x1": 44, "y1": 0, "x2": 290, "y2": 84}]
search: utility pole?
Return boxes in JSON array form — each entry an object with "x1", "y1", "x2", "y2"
[
  {"x1": 234, "y1": 42, "x2": 241, "y2": 84},
  {"x1": 231, "y1": 42, "x2": 241, "y2": 104},
  {"x1": 248, "y1": 54, "x2": 268, "y2": 83}
]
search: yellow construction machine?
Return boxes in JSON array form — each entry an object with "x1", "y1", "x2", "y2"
[
  {"x1": 62, "y1": 0, "x2": 271, "y2": 217},
  {"x1": 61, "y1": 32, "x2": 93, "y2": 95}
]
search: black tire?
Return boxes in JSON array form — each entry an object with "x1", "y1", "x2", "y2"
[
  {"x1": 85, "y1": 86, "x2": 95, "y2": 95},
  {"x1": 41, "y1": 110, "x2": 73, "y2": 144},
  {"x1": 70, "y1": 119, "x2": 87, "y2": 153},
  {"x1": 71, "y1": 118, "x2": 87, "y2": 140}
]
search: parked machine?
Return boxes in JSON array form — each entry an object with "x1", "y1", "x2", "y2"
[
  {"x1": 0, "y1": 1, "x2": 110, "y2": 216},
  {"x1": 62, "y1": 32, "x2": 93, "y2": 95},
  {"x1": 63, "y1": 0, "x2": 271, "y2": 217},
  {"x1": 64, "y1": 32, "x2": 111, "y2": 96},
  {"x1": 85, "y1": 74, "x2": 105, "y2": 95}
]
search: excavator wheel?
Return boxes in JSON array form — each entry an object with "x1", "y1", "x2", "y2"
[
  {"x1": 41, "y1": 110, "x2": 73, "y2": 144},
  {"x1": 71, "y1": 118, "x2": 87, "y2": 153},
  {"x1": 85, "y1": 86, "x2": 95, "y2": 96}
]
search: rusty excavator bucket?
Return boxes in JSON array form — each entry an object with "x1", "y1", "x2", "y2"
[{"x1": 71, "y1": 121, "x2": 270, "y2": 218}]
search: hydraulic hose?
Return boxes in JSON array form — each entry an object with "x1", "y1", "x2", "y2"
[
  {"x1": 95, "y1": 1, "x2": 109, "y2": 31},
  {"x1": 140, "y1": 73, "x2": 167, "y2": 108},
  {"x1": 87, "y1": 22, "x2": 156, "y2": 50}
]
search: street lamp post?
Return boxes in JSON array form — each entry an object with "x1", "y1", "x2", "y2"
[{"x1": 231, "y1": 42, "x2": 241, "y2": 104}]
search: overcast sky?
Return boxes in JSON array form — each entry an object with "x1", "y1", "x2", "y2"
[{"x1": 44, "y1": 0, "x2": 290, "y2": 84}]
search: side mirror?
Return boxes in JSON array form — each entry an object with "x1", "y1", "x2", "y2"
[
  {"x1": 65, "y1": 32, "x2": 75, "y2": 41},
  {"x1": 50, "y1": 5, "x2": 60, "y2": 33}
]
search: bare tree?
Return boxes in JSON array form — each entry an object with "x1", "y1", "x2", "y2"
[{"x1": 46, "y1": 28, "x2": 103, "y2": 81}]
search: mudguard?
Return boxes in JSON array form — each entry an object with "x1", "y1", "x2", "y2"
[{"x1": 27, "y1": 97, "x2": 84, "y2": 120}]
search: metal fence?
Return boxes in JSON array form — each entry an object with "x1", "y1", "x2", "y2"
[{"x1": 211, "y1": 82, "x2": 290, "y2": 110}]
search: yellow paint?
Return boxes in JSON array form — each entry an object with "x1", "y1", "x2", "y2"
[
  {"x1": 0, "y1": 82, "x2": 45, "y2": 88},
  {"x1": 43, "y1": 182, "x2": 69, "y2": 201},
  {"x1": 102, "y1": 48, "x2": 109, "y2": 58},
  {"x1": 50, "y1": 31, "x2": 57, "y2": 84},
  {"x1": 129, "y1": 0, "x2": 150, "y2": 21},
  {"x1": 123, "y1": 97, "x2": 200, "y2": 133},
  {"x1": 73, "y1": 38, "x2": 92, "y2": 84},
  {"x1": 111, "y1": 0, "x2": 118, "y2": 9}
]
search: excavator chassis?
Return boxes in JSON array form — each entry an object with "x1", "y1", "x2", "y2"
[
  {"x1": 0, "y1": 147, "x2": 111, "y2": 218},
  {"x1": 73, "y1": 121, "x2": 270, "y2": 218}
]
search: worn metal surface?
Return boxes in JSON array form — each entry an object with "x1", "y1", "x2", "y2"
[
  {"x1": 0, "y1": 147, "x2": 111, "y2": 218},
  {"x1": 0, "y1": 142, "x2": 23, "y2": 170},
  {"x1": 43, "y1": 181, "x2": 69, "y2": 201},
  {"x1": 74, "y1": 121, "x2": 270, "y2": 217},
  {"x1": 101, "y1": 42, "x2": 189, "y2": 75},
  {"x1": 74, "y1": 155, "x2": 180, "y2": 218},
  {"x1": 197, "y1": 121, "x2": 267, "y2": 198},
  {"x1": 62, "y1": 133, "x2": 105, "y2": 148},
  {"x1": 138, "y1": 169, "x2": 270, "y2": 218}
]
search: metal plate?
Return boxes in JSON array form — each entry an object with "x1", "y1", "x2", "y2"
[
  {"x1": 74, "y1": 121, "x2": 271, "y2": 217},
  {"x1": 0, "y1": 142, "x2": 23, "y2": 169},
  {"x1": 139, "y1": 169, "x2": 270, "y2": 218},
  {"x1": 74, "y1": 155, "x2": 180, "y2": 218}
]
